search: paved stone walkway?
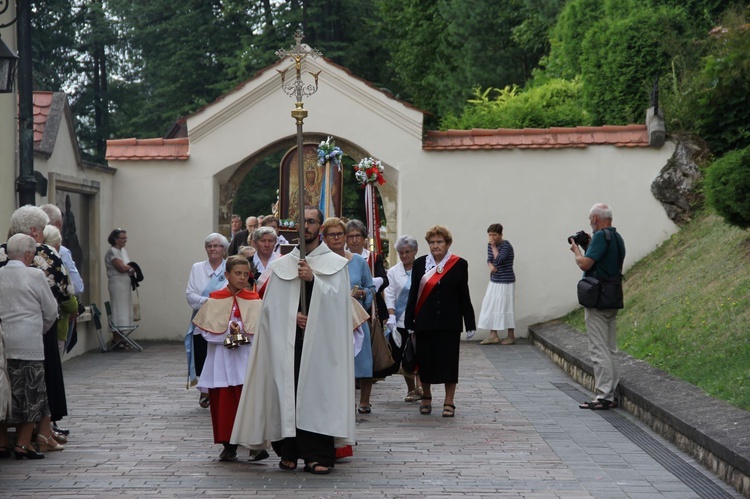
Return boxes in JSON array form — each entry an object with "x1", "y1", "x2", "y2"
[{"x1": 0, "y1": 341, "x2": 740, "y2": 498}]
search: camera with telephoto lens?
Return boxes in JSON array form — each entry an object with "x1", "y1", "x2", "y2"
[{"x1": 567, "y1": 230, "x2": 591, "y2": 251}]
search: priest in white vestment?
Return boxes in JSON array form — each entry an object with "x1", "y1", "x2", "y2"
[{"x1": 231, "y1": 207, "x2": 354, "y2": 475}]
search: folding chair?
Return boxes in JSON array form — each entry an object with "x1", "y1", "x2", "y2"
[
  {"x1": 89, "y1": 303, "x2": 108, "y2": 352},
  {"x1": 104, "y1": 301, "x2": 142, "y2": 352}
]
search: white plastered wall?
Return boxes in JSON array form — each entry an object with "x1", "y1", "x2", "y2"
[
  {"x1": 395, "y1": 144, "x2": 678, "y2": 335},
  {"x1": 0, "y1": 8, "x2": 18, "y2": 237},
  {"x1": 33, "y1": 106, "x2": 116, "y2": 357},
  {"x1": 110, "y1": 57, "x2": 679, "y2": 344}
]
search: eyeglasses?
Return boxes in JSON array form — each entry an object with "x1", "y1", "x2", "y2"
[
  {"x1": 326, "y1": 232, "x2": 345, "y2": 239},
  {"x1": 347, "y1": 234, "x2": 363, "y2": 240},
  {"x1": 304, "y1": 218, "x2": 320, "y2": 225}
]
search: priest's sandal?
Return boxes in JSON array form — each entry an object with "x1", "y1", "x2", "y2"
[
  {"x1": 279, "y1": 459, "x2": 297, "y2": 471},
  {"x1": 442, "y1": 404, "x2": 456, "y2": 417},
  {"x1": 304, "y1": 461, "x2": 331, "y2": 475},
  {"x1": 419, "y1": 396, "x2": 432, "y2": 415}
]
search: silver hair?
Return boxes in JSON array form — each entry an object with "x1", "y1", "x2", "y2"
[
  {"x1": 43, "y1": 225, "x2": 62, "y2": 248},
  {"x1": 345, "y1": 219, "x2": 367, "y2": 238},
  {"x1": 9, "y1": 205, "x2": 49, "y2": 236},
  {"x1": 6, "y1": 233, "x2": 37, "y2": 259},
  {"x1": 40, "y1": 204, "x2": 63, "y2": 228},
  {"x1": 204, "y1": 233, "x2": 229, "y2": 249},
  {"x1": 252, "y1": 226, "x2": 277, "y2": 242},
  {"x1": 394, "y1": 235, "x2": 418, "y2": 252},
  {"x1": 238, "y1": 246, "x2": 255, "y2": 259},
  {"x1": 589, "y1": 203, "x2": 613, "y2": 220}
]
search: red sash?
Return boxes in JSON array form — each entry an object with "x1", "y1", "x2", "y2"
[
  {"x1": 414, "y1": 254, "x2": 460, "y2": 317},
  {"x1": 256, "y1": 268, "x2": 272, "y2": 298}
]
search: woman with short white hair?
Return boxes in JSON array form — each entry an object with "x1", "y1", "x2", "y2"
[
  {"x1": 43, "y1": 226, "x2": 79, "y2": 356},
  {"x1": 384, "y1": 235, "x2": 423, "y2": 402},
  {"x1": 0, "y1": 234, "x2": 59, "y2": 459},
  {"x1": 250, "y1": 226, "x2": 279, "y2": 277},
  {"x1": 0, "y1": 206, "x2": 74, "y2": 448},
  {"x1": 185, "y1": 233, "x2": 230, "y2": 408}
]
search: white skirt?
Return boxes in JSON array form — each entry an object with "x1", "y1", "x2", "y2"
[{"x1": 477, "y1": 281, "x2": 515, "y2": 330}]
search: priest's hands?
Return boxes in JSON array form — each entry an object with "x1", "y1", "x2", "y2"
[
  {"x1": 298, "y1": 260, "x2": 315, "y2": 282},
  {"x1": 297, "y1": 312, "x2": 307, "y2": 330}
]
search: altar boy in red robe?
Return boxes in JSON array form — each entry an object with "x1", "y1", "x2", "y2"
[{"x1": 193, "y1": 256, "x2": 263, "y2": 462}]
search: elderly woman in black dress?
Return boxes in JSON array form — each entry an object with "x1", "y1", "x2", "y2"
[{"x1": 404, "y1": 225, "x2": 475, "y2": 418}]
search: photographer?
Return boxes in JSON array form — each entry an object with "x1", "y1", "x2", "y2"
[{"x1": 570, "y1": 203, "x2": 626, "y2": 411}]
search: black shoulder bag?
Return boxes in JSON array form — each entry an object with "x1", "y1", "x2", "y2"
[{"x1": 577, "y1": 229, "x2": 624, "y2": 309}]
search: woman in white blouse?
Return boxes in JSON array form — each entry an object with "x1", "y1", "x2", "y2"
[
  {"x1": 105, "y1": 229, "x2": 136, "y2": 341},
  {"x1": 384, "y1": 235, "x2": 422, "y2": 402},
  {"x1": 185, "y1": 233, "x2": 229, "y2": 408}
]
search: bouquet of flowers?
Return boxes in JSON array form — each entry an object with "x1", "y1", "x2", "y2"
[
  {"x1": 280, "y1": 219, "x2": 297, "y2": 229},
  {"x1": 317, "y1": 136, "x2": 343, "y2": 168},
  {"x1": 354, "y1": 157, "x2": 385, "y2": 186}
]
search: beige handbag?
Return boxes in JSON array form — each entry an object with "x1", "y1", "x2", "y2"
[{"x1": 132, "y1": 289, "x2": 141, "y2": 322}]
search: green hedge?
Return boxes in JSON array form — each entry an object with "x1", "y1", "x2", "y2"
[
  {"x1": 440, "y1": 78, "x2": 590, "y2": 130},
  {"x1": 705, "y1": 146, "x2": 750, "y2": 229}
]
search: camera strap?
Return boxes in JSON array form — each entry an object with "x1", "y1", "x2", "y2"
[{"x1": 598, "y1": 228, "x2": 625, "y2": 278}]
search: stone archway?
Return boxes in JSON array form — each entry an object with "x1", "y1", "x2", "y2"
[{"x1": 218, "y1": 134, "x2": 399, "y2": 255}]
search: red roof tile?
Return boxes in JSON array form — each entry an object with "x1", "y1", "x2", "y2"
[
  {"x1": 33, "y1": 91, "x2": 54, "y2": 148},
  {"x1": 423, "y1": 125, "x2": 649, "y2": 150},
  {"x1": 105, "y1": 138, "x2": 190, "y2": 161}
]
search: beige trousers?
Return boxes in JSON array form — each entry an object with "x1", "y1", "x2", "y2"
[{"x1": 584, "y1": 307, "x2": 620, "y2": 402}]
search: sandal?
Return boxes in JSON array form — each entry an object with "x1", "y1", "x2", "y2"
[
  {"x1": 279, "y1": 459, "x2": 297, "y2": 471},
  {"x1": 500, "y1": 337, "x2": 516, "y2": 345},
  {"x1": 442, "y1": 404, "x2": 456, "y2": 418},
  {"x1": 419, "y1": 396, "x2": 432, "y2": 415},
  {"x1": 304, "y1": 461, "x2": 331, "y2": 475},
  {"x1": 357, "y1": 405, "x2": 371, "y2": 414},
  {"x1": 404, "y1": 390, "x2": 419, "y2": 402},
  {"x1": 579, "y1": 399, "x2": 614, "y2": 410},
  {"x1": 199, "y1": 394, "x2": 210, "y2": 409}
]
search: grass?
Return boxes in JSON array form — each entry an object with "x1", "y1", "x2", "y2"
[{"x1": 561, "y1": 210, "x2": 750, "y2": 411}]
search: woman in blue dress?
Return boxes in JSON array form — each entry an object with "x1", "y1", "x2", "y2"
[{"x1": 321, "y1": 218, "x2": 376, "y2": 414}]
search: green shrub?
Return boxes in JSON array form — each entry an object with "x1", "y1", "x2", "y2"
[
  {"x1": 546, "y1": 0, "x2": 605, "y2": 79},
  {"x1": 704, "y1": 146, "x2": 750, "y2": 229},
  {"x1": 688, "y1": 11, "x2": 750, "y2": 155},
  {"x1": 440, "y1": 78, "x2": 590, "y2": 130},
  {"x1": 580, "y1": 5, "x2": 693, "y2": 125}
]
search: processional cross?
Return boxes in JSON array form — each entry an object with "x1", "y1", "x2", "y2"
[{"x1": 276, "y1": 29, "x2": 322, "y2": 314}]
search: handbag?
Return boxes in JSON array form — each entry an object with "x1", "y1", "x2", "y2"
[
  {"x1": 370, "y1": 318, "x2": 395, "y2": 372},
  {"x1": 576, "y1": 228, "x2": 624, "y2": 310},
  {"x1": 401, "y1": 333, "x2": 416, "y2": 374},
  {"x1": 577, "y1": 276, "x2": 601, "y2": 308},
  {"x1": 132, "y1": 289, "x2": 141, "y2": 322}
]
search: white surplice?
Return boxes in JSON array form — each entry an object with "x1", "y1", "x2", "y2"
[{"x1": 231, "y1": 243, "x2": 355, "y2": 449}]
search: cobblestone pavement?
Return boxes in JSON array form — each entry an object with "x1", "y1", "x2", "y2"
[{"x1": 0, "y1": 341, "x2": 740, "y2": 498}]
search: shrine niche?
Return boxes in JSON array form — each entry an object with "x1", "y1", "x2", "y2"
[{"x1": 279, "y1": 143, "x2": 343, "y2": 221}]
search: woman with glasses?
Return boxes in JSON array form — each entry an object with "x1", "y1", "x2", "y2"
[
  {"x1": 185, "y1": 233, "x2": 230, "y2": 408},
  {"x1": 105, "y1": 229, "x2": 136, "y2": 346},
  {"x1": 405, "y1": 225, "x2": 475, "y2": 418},
  {"x1": 323, "y1": 218, "x2": 376, "y2": 414}
]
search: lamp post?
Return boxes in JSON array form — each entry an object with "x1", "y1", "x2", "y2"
[
  {"x1": 0, "y1": 1, "x2": 19, "y2": 93},
  {"x1": 0, "y1": 35, "x2": 18, "y2": 93},
  {"x1": 276, "y1": 29, "x2": 321, "y2": 314},
  {"x1": 1, "y1": 0, "x2": 35, "y2": 205}
]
